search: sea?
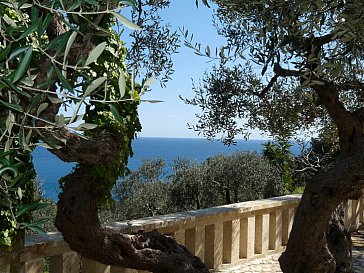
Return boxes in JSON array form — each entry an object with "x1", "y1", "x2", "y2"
[{"x1": 32, "y1": 137, "x2": 300, "y2": 201}]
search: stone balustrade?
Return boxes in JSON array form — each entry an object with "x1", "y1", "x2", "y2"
[{"x1": 2, "y1": 194, "x2": 364, "y2": 273}]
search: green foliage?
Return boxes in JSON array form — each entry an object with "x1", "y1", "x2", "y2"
[
  {"x1": 170, "y1": 152, "x2": 284, "y2": 211},
  {"x1": 127, "y1": 0, "x2": 180, "y2": 86},
  {"x1": 292, "y1": 186, "x2": 305, "y2": 194},
  {"x1": 36, "y1": 152, "x2": 284, "y2": 225},
  {"x1": 0, "y1": 148, "x2": 44, "y2": 249},
  {"x1": 184, "y1": 0, "x2": 364, "y2": 143},
  {"x1": 112, "y1": 158, "x2": 172, "y2": 219},
  {"x1": 262, "y1": 141, "x2": 295, "y2": 194},
  {"x1": 111, "y1": 152, "x2": 283, "y2": 221},
  {"x1": 169, "y1": 158, "x2": 212, "y2": 211},
  {"x1": 0, "y1": 0, "x2": 148, "y2": 248},
  {"x1": 0, "y1": 210, "x2": 16, "y2": 247}
]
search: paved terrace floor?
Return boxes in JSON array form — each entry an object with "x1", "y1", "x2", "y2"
[{"x1": 214, "y1": 230, "x2": 364, "y2": 273}]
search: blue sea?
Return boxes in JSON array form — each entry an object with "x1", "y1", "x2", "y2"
[{"x1": 32, "y1": 137, "x2": 299, "y2": 201}]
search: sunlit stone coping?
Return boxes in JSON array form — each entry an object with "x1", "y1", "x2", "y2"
[
  {"x1": 2, "y1": 194, "x2": 363, "y2": 273},
  {"x1": 105, "y1": 195, "x2": 302, "y2": 233}
]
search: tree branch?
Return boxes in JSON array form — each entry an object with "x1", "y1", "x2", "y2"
[
  {"x1": 338, "y1": 80, "x2": 364, "y2": 92},
  {"x1": 273, "y1": 63, "x2": 301, "y2": 77},
  {"x1": 353, "y1": 107, "x2": 364, "y2": 124},
  {"x1": 253, "y1": 64, "x2": 301, "y2": 98},
  {"x1": 49, "y1": 129, "x2": 121, "y2": 164},
  {"x1": 310, "y1": 147, "x2": 364, "y2": 198},
  {"x1": 314, "y1": 83, "x2": 363, "y2": 157},
  {"x1": 312, "y1": 33, "x2": 335, "y2": 47},
  {"x1": 253, "y1": 75, "x2": 278, "y2": 98},
  {"x1": 55, "y1": 166, "x2": 209, "y2": 273}
]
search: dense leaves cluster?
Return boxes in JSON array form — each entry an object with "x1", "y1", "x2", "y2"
[
  {"x1": 184, "y1": 1, "x2": 364, "y2": 272},
  {"x1": 0, "y1": 0, "x2": 144, "y2": 248},
  {"x1": 127, "y1": 0, "x2": 180, "y2": 86},
  {"x1": 0, "y1": 0, "x2": 181, "y2": 254},
  {"x1": 184, "y1": 0, "x2": 364, "y2": 143},
  {"x1": 262, "y1": 141, "x2": 295, "y2": 193},
  {"x1": 111, "y1": 152, "x2": 283, "y2": 221}
]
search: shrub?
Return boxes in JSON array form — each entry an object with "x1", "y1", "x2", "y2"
[{"x1": 169, "y1": 152, "x2": 284, "y2": 212}]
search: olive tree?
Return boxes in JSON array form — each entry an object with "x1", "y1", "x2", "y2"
[
  {"x1": 113, "y1": 158, "x2": 172, "y2": 219},
  {"x1": 184, "y1": 1, "x2": 364, "y2": 272},
  {"x1": 112, "y1": 153, "x2": 283, "y2": 217},
  {"x1": 0, "y1": 1, "x2": 208, "y2": 272},
  {"x1": 170, "y1": 153, "x2": 283, "y2": 211}
]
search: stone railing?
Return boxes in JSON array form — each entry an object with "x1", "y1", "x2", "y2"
[{"x1": 2, "y1": 194, "x2": 363, "y2": 273}]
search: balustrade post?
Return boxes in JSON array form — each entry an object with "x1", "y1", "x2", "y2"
[
  {"x1": 0, "y1": 254, "x2": 10, "y2": 273},
  {"x1": 82, "y1": 258, "x2": 109, "y2": 273},
  {"x1": 360, "y1": 196, "x2": 364, "y2": 225},
  {"x1": 254, "y1": 214, "x2": 269, "y2": 255},
  {"x1": 185, "y1": 226, "x2": 205, "y2": 261},
  {"x1": 269, "y1": 210, "x2": 282, "y2": 250},
  {"x1": 195, "y1": 226, "x2": 205, "y2": 261},
  {"x1": 344, "y1": 200, "x2": 353, "y2": 230},
  {"x1": 49, "y1": 252, "x2": 79, "y2": 273},
  {"x1": 0, "y1": 255, "x2": 26, "y2": 273},
  {"x1": 173, "y1": 229, "x2": 185, "y2": 245},
  {"x1": 239, "y1": 216, "x2": 255, "y2": 259},
  {"x1": 282, "y1": 208, "x2": 294, "y2": 245},
  {"x1": 0, "y1": 231, "x2": 26, "y2": 273},
  {"x1": 222, "y1": 219, "x2": 240, "y2": 264},
  {"x1": 185, "y1": 228, "x2": 196, "y2": 254},
  {"x1": 204, "y1": 222, "x2": 223, "y2": 270},
  {"x1": 22, "y1": 259, "x2": 44, "y2": 273},
  {"x1": 351, "y1": 199, "x2": 360, "y2": 231}
]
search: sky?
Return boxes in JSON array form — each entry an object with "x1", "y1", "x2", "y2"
[{"x1": 124, "y1": 1, "x2": 268, "y2": 140}]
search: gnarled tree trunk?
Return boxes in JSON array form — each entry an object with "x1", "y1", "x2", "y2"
[
  {"x1": 279, "y1": 146, "x2": 364, "y2": 273},
  {"x1": 278, "y1": 66, "x2": 364, "y2": 273},
  {"x1": 0, "y1": 231, "x2": 25, "y2": 273},
  {"x1": 327, "y1": 204, "x2": 353, "y2": 273},
  {"x1": 26, "y1": 9, "x2": 209, "y2": 273},
  {"x1": 49, "y1": 129, "x2": 209, "y2": 272},
  {"x1": 55, "y1": 165, "x2": 209, "y2": 273}
]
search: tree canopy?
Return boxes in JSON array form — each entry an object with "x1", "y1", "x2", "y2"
[
  {"x1": 185, "y1": 0, "x2": 364, "y2": 145},
  {"x1": 0, "y1": 1, "x2": 209, "y2": 272},
  {"x1": 111, "y1": 153, "x2": 283, "y2": 220},
  {"x1": 184, "y1": 1, "x2": 364, "y2": 272},
  {"x1": 0, "y1": 0, "x2": 142, "y2": 248}
]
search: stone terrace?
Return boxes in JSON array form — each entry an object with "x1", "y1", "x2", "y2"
[
  {"x1": 215, "y1": 230, "x2": 364, "y2": 273},
  {"x1": 1, "y1": 194, "x2": 364, "y2": 273}
]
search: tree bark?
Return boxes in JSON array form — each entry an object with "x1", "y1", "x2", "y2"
[
  {"x1": 55, "y1": 166, "x2": 209, "y2": 273},
  {"x1": 11, "y1": 6, "x2": 209, "y2": 273},
  {"x1": 0, "y1": 231, "x2": 25, "y2": 273},
  {"x1": 279, "y1": 147, "x2": 364, "y2": 273},
  {"x1": 326, "y1": 205, "x2": 353, "y2": 273}
]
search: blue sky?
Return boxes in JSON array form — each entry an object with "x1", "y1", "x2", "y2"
[{"x1": 127, "y1": 1, "x2": 267, "y2": 139}]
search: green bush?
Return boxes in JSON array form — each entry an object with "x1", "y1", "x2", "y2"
[
  {"x1": 110, "y1": 152, "x2": 284, "y2": 220},
  {"x1": 112, "y1": 158, "x2": 173, "y2": 220},
  {"x1": 170, "y1": 152, "x2": 284, "y2": 211},
  {"x1": 262, "y1": 141, "x2": 296, "y2": 193},
  {"x1": 35, "y1": 153, "x2": 285, "y2": 224}
]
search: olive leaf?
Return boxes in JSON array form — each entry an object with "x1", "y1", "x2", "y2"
[
  {"x1": 84, "y1": 76, "x2": 107, "y2": 97},
  {"x1": 111, "y1": 12, "x2": 141, "y2": 30},
  {"x1": 118, "y1": 72, "x2": 126, "y2": 98},
  {"x1": 85, "y1": 42, "x2": 107, "y2": 66},
  {"x1": 13, "y1": 46, "x2": 33, "y2": 83}
]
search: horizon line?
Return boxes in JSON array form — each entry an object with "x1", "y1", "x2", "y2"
[{"x1": 135, "y1": 136, "x2": 271, "y2": 141}]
